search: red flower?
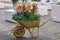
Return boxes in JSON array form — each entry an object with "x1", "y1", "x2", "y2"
[{"x1": 17, "y1": 4, "x2": 23, "y2": 13}]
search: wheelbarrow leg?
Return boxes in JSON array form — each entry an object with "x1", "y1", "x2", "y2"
[
  {"x1": 28, "y1": 28, "x2": 34, "y2": 37},
  {"x1": 37, "y1": 27, "x2": 39, "y2": 37},
  {"x1": 32, "y1": 27, "x2": 39, "y2": 37}
]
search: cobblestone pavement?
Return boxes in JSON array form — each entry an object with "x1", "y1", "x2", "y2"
[{"x1": 0, "y1": 9, "x2": 60, "y2": 40}]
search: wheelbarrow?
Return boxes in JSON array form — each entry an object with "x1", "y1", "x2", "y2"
[{"x1": 12, "y1": 19, "x2": 40, "y2": 38}]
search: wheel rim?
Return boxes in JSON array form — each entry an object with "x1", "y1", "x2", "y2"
[{"x1": 13, "y1": 26, "x2": 25, "y2": 37}]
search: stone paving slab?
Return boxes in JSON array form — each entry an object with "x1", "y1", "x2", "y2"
[{"x1": 0, "y1": 31, "x2": 53, "y2": 40}]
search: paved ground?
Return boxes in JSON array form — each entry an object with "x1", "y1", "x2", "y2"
[{"x1": 0, "y1": 9, "x2": 60, "y2": 40}]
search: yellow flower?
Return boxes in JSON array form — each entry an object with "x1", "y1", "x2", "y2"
[{"x1": 34, "y1": 10, "x2": 38, "y2": 15}]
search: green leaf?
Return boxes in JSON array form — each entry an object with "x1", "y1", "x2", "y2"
[
  {"x1": 21, "y1": 17, "x2": 28, "y2": 21},
  {"x1": 28, "y1": 14, "x2": 35, "y2": 21},
  {"x1": 35, "y1": 14, "x2": 41, "y2": 20}
]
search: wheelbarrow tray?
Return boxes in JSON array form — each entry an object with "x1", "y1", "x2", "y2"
[{"x1": 15, "y1": 20, "x2": 40, "y2": 28}]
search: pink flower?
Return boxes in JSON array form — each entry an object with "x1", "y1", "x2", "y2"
[
  {"x1": 17, "y1": 5, "x2": 23, "y2": 13},
  {"x1": 17, "y1": 9, "x2": 23, "y2": 13}
]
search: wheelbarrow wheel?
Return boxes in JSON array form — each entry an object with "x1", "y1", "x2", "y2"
[{"x1": 13, "y1": 25, "x2": 25, "y2": 38}]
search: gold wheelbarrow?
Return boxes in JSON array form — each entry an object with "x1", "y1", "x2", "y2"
[{"x1": 12, "y1": 20, "x2": 40, "y2": 38}]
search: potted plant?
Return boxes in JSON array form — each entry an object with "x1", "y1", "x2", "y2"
[{"x1": 12, "y1": 0, "x2": 41, "y2": 37}]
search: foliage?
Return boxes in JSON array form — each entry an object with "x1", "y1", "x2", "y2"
[
  {"x1": 56, "y1": 2, "x2": 60, "y2": 5},
  {"x1": 13, "y1": 12, "x2": 41, "y2": 21}
]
